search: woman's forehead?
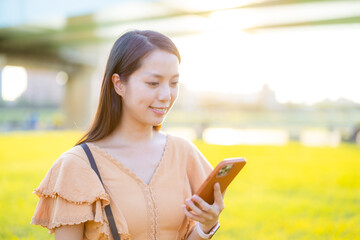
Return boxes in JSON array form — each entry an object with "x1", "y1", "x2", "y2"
[
  {"x1": 138, "y1": 50, "x2": 179, "y2": 76},
  {"x1": 143, "y1": 71, "x2": 179, "y2": 79},
  {"x1": 142, "y1": 50, "x2": 179, "y2": 65}
]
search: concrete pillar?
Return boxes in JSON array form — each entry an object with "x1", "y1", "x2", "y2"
[
  {"x1": 63, "y1": 67, "x2": 96, "y2": 129},
  {"x1": 62, "y1": 46, "x2": 107, "y2": 130}
]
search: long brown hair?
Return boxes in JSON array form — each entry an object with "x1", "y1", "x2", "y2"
[{"x1": 76, "y1": 30, "x2": 181, "y2": 145}]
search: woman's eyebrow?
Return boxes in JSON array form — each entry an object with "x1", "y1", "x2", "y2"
[{"x1": 145, "y1": 72, "x2": 179, "y2": 79}]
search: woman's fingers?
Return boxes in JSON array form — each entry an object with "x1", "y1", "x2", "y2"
[
  {"x1": 183, "y1": 183, "x2": 225, "y2": 223},
  {"x1": 191, "y1": 195, "x2": 213, "y2": 213},
  {"x1": 185, "y1": 198, "x2": 202, "y2": 215},
  {"x1": 184, "y1": 197, "x2": 215, "y2": 222},
  {"x1": 182, "y1": 204, "x2": 212, "y2": 222},
  {"x1": 182, "y1": 204, "x2": 202, "y2": 222}
]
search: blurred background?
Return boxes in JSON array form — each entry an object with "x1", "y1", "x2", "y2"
[
  {"x1": 0, "y1": 0, "x2": 359, "y2": 146},
  {"x1": 0, "y1": 0, "x2": 359, "y2": 239}
]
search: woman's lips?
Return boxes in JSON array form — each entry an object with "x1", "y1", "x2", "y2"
[{"x1": 149, "y1": 106, "x2": 167, "y2": 115}]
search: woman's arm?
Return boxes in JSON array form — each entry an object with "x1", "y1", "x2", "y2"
[{"x1": 55, "y1": 223, "x2": 84, "y2": 240}]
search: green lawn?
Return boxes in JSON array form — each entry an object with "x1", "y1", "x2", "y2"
[{"x1": 0, "y1": 131, "x2": 359, "y2": 239}]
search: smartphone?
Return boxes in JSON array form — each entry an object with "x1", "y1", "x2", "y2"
[{"x1": 187, "y1": 158, "x2": 246, "y2": 209}]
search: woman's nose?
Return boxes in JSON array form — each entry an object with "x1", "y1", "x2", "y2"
[{"x1": 158, "y1": 85, "x2": 171, "y2": 101}]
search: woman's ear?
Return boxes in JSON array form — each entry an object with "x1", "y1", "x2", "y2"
[{"x1": 112, "y1": 73, "x2": 125, "y2": 96}]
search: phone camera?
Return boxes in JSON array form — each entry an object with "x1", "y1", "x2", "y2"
[{"x1": 217, "y1": 164, "x2": 233, "y2": 177}]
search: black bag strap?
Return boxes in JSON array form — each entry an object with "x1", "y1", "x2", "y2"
[{"x1": 80, "y1": 143, "x2": 120, "y2": 240}]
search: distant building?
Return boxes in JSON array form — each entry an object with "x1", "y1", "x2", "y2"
[
  {"x1": 178, "y1": 83, "x2": 283, "y2": 111},
  {"x1": 19, "y1": 68, "x2": 64, "y2": 106},
  {"x1": 257, "y1": 83, "x2": 282, "y2": 110}
]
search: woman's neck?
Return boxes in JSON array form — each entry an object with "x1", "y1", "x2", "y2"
[{"x1": 112, "y1": 124, "x2": 155, "y2": 144}]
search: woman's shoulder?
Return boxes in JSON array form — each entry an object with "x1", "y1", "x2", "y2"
[
  {"x1": 167, "y1": 132, "x2": 196, "y2": 148},
  {"x1": 166, "y1": 132, "x2": 206, "y2": 161},
  {"x1": 53, "y1": 144, "x2": 90, "y2": 168}
]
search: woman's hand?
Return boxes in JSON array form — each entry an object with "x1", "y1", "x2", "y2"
[{"x1": 182, "y1": 183, "x2": 225, "y2": 233}]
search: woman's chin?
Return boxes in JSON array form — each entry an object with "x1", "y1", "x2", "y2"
[
  {"x1": 152, "y1": 120, "x2": 164, "y2": 126},
  {"x1": 153, "y1": 118, "x2": 166, "y2": 126}
]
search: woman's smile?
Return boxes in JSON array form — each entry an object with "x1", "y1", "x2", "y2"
[{"x1": 149, "y1": 106, "x2": 168, "y2": 115}]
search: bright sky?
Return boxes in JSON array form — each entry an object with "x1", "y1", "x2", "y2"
[{"x1": 173, "y1": 24, "x2": 360, "y2": 104}]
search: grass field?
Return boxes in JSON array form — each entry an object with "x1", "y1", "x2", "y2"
[{"x1": 0, "y1": 131, "x2": 359, "y2": 239}]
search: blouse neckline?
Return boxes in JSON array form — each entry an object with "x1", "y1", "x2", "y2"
[{"x1": 87, "y1": 133, "x2": 170, "y2": 188}]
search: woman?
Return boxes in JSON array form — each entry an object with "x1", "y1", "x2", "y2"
[{"x1": 31, "y1": 30, "x2": 225, "y2": 240}]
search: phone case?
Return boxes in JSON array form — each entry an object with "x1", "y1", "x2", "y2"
[{"x1": 188, "y1": 158, "x2": 246, "y2": 209}]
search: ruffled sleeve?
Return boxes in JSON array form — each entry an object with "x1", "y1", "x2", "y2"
[{"x1": 30, "y1": 146, "x2": 111, "y2": 238}]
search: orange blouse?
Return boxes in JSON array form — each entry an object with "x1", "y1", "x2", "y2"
[{"x1": 31, "y1": 133, "x2": 213, "y2": 240}]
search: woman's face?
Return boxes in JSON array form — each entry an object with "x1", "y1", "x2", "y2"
[{"x1": 115, "y1": 49, "x2": 180, "y2": 128}]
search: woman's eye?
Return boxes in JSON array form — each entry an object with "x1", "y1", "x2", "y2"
[
  {"x1": 147, "y1": 82, "x2": 159, "y2": 86},
  {"x1": 147, "y1": 81, "x2": 179, "y2": 87}
]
